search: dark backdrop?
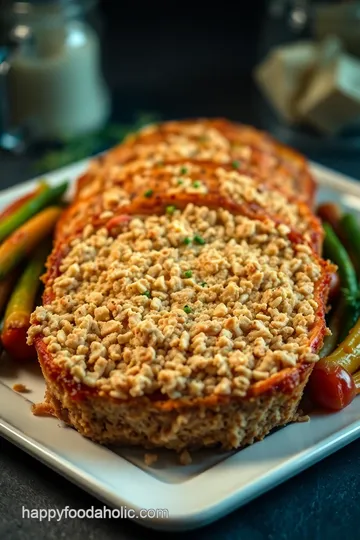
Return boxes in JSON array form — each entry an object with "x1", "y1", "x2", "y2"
[{"x1": 96, "y1": 0, "x2": 268, "y2": 123}]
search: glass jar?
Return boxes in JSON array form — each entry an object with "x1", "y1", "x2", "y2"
[{"x1": 0, "y1": 0, "x2": 111, "y2": 146}]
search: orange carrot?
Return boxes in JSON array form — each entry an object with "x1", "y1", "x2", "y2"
[
  {"x1": 0, "y1": 181, "x2": 47, "y2": 221},
  {"x1": 1, "y1": 242, "x2": 50, "y2": 361},
  {"x1": 0, "y1": 272, "x2": 19, "y2": 318},
  {"x1": 0, "y1": 206, "x2": 62, "y2": 279}
]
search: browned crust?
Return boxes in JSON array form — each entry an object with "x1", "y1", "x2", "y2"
[
  {"x1": 54, "y1": 160, "x2": 323, "y2": 252},
  {"x1": 76, "y1": 118, "x2": 315, "y2": 205},
  {"x1": 36, "y1": 238, "x2": 332, "y2": 410},
  {"x1": 36, "y1": 337, "x2": 313, "y2": 450}
]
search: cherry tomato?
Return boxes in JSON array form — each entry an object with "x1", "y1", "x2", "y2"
[
  {"x1": 1, "y1": 327, "x2": 37, "y2": 362},
  {"x1": 328, "y1": 271, "x2": 340, "y2": 301},
  {"x1": 317, "y1": 202, "x2": 341, "y2": 234},
  {"x1": 307, "y1": 359, "x2": 356, "y2": 411}
]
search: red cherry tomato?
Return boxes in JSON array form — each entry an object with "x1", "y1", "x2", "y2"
[
  {"x1": 308, "y1": 359, "x2": 356, "y2": 411},
  {"x1": 328, "y1": 271, "x2": 340, "y2": 301}
]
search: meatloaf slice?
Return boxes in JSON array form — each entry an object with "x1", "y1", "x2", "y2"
[
  {"x1": 28, "y1": 204, "x2": 331, "y2": 451},
  {"x1": 75, "y1": 118, "x2": 315, "y2": 205},
  {"x1": 55, "y1": 160, "x2": 322, "y2": 251}
]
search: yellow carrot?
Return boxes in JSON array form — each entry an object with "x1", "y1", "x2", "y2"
[
  {"x1": 0, "y1": 206, "x2": 62, "y2": 280},
  {"x1": 1, "y1": 242, "x2": 51, "y2": 361}
]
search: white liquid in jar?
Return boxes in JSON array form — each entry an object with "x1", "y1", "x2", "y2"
[{"x1": 8, "y1": 22, "x2": 110, "y2": 141}]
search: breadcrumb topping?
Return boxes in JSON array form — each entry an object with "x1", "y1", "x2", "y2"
[
  {"x1": 77, "y1": 119, "x2": 311, "y2": 206},
  {"x1": 28, "y1": 204, "x2": 321, "y2": 401},
  {"x1": 70, "y1": 162, "x2": 316, "y2": 243}
]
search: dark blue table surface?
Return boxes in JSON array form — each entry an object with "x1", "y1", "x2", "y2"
[{"x1": 1, "y1": 3, "x2": 359, "y2": 539}]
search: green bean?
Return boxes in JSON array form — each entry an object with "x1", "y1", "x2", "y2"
[
  {"x1": 0, "y1": 206, "x2": 62, "y2": 280},
  {"x1": 0, "y1": 181, "x2": 68, "y2": 243},
  {"x1": 1, "y1": 242, "x2": 50, "y2": 361},
  {"x1": 339, "y1": 213, "x2": 360, "y2": 276},
  {"x1": 323, "y1": 222, "x2": 359, "y2": 340}
]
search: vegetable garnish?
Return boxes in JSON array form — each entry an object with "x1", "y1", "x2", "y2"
[
  {"x1": 0, "y1": 181, "x2": 68, "y2": 243},
  {"x1": 193, "y1": 181, "x2": 201, "y2": 188},
  {"x1": 166, "y1": 205, "x2": 176, "y2": 215},
  {"x1": 339, "y1": 213, "x2": 360, "y2": 274},
  {"x1": 183, "y1": 270, "x2": 193, "y2": 278},
  {"x1": 183, "y1": 237, "x2": 191, "y2": 245},
  {"x1": 179, "y1": 166, "x2": 188, "y2": 175},
  {"x1": 144, "y1": 189, "x2": 154, "y2": 198},
  {"x1": 323, "y1": 222, "x2": 359, "y2": 341},
  {"x1": 142, "y1": 291, "x2": 151, "y2": 298},
  {"x1": 193, "y1": 234, "x2": 205, "y2": 245},
  {"x1": 0, "y1": 206, "x2": 62, "y2": 280},
  {"x1": 308, "y1": 359, "x2": 356, "y2": 411},
  {"x1": 201, "y1": 282, "x2": 207, "y2": 287},
  {"x1": 352, "y1": 370, "x2": 360, "y2": 395},
  {"x1": 232, "y1": 160, "x2": 241, "y2": 169},
  {"x1": 1, "y1": 241, "x2": 51, "y2": 362},
  {"x1": 0, "y1": 273, "x2": 19, "y2": 319},
  {"x1": 0, "y1": 181, "x2": 47, "y2": 221},
  {"x1": 183, "y1": 305, "x2": 192, "y2": 314},
  {"x1": 317, "y1": 202, "x2": 342, "y2": 236},
  {"x1": 321, "y1": 317, "x2": 360, "y2": 376}
]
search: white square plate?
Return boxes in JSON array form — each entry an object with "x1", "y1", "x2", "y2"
[{"x1": 1, "y1": 159, "x2": 360, "y2": 532}]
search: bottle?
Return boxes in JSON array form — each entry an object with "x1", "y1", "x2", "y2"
[{"x1": 1, "y1": 0, "x2": 110, "y2": 144}]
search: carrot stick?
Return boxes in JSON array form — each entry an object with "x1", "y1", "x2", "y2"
[
  {"x1": 0, "y1": 181, "x2": 68, "y2": 243},
  {"x1": 1, "y1": 242, "x2": 51, "y2": 361},
  {"x1": 0, "y1": 181, "x2": 47, "y2": 221},
  {"x1": 0, "y1": 272, "x2": 19, "y2": 318},
  {"x1": 0, "y1": 206, "x2": 62, "y2": 280}
]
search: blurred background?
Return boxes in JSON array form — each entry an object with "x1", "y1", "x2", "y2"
[{"x1": 0, "y1": 0, "x2": 360, "y2": 188}]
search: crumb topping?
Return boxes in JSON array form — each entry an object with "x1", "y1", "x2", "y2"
[
  {"x1": 13, "y1": 383, "x2": 29, "y2": 393},
  {"x1": 144, "y1": 453, "x2": 158, "y2": 466},
  {"x1": 71, "y1": 162, "x2": 315, "y2": 241},
  {"x1": 124, "y1": 124, "x2": 234, "y2": 164},
  {"x1": 29, "y1": 204, "x2": 321, "y2": 401}
]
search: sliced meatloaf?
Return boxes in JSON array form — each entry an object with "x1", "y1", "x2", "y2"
[
  {"x1": 28, "y1": 198, "x2": 332, "y2": 451},
  {"x1": 75, "y1": 118, "x2": 315, "y2": 206},
  {"x1": 55, "y1": 160, "x2": 322, "y2": 251}
]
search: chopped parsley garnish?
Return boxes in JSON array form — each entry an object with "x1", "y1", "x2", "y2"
[
  {"x1": 184, "y1": 270, "x2": 193, "y2": 278},
  {"x1": 142, "y1": 290, "x2": 151, "y2": 298},
  {"x1": 194, "y1": 234, "x2": 205, "y2": 245},
  {"x1": 183, "y1": 237, "x2": 191, "y2": 245},
  {"x1": 166, "y1": 205, "x2": 176, "y2": 215},
  {"x1": 193, "y1": 181, "x2": 201, "y2": 188},
  {"x1": 180, "y1": 166, "x2": 188, "y2": 175},
  {"x1": 232, "y1": 160, "x2": 241, "y2": 169},
  {"x1": 177, "y1": 179, "x2": 184, "y2": 185},
  {"x1": 144, "y1": 189, "x2": 154, "y2": 198},
  {"x1": 183, "y1": 305, "x2": 192, "y2": 314},
  {"x1": 201, "y1": 282, "x2": 207, "y2": 287}
]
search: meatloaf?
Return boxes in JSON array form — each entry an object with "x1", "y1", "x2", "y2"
[
  {"x1": 75, "y1": 118, "x2": 315, "y2": 205},
  {"x1": 28, "y1": 118, "x2": 332, "y2": 453}
]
